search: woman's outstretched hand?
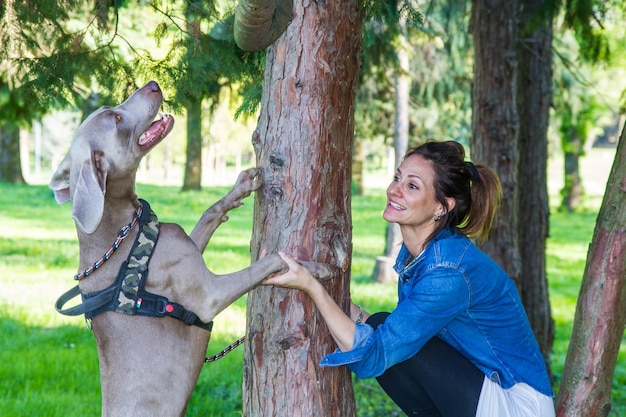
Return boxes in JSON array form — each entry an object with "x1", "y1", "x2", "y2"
[
  {"x1": 262, "y1": 251, "x2": 359, "y2": 351},
  {"x1": 263, "y1": 251, "x2": 317, "y2": 293}
]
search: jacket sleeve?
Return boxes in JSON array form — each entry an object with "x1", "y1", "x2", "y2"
[{"x1": 320, "y1": 267, "x2": 470, "y2": 378}]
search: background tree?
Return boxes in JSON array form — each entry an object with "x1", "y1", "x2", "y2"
[
  {"x1": 470, "y1": 0, "x2": 521, "y2": 281},
  {"x1": 0, "y1": 1, "x2": 154, "y2": 184},
  {"x1": 374, "y1": 3, "x2": 409, "y2": 284},
  {"x1": 553, "y1": 2, "x2": 626, "y2": 414},
  {"x1": 516, "y1": 0, "x2": 556, "y2": 374},
  {"x1": 363, "y1": 1, "x2": 413, "y2": 283},
  {"x1": 180, "y1": 0, "x2": 215, "y2": 191},
  {"x1": 551, "y1": 28, "x2": 610, "y2": 213},
  {"x1": 361, "y1": 1, "x2": 472, "y2": 283},
  {"x1": 238, "y1": 0, "x2": 363, "y2": 415},
  {"x1": 470, "y1": 0, "x2": 615, "y2": 375},
  {"x1": 149, "y1": 1, "x2": 258, "y2": 191},
  {"x1": 0, "y1": 74, "x2": 26, "y2": 183},
  {"x1": 1, "y1": 0, "x2": 261, "y2": 187},
  {"x1": 0, "y1": 1, "x2": 106, "y2": 183},
  {"x1": 555, "y1": 119, "x2": 626, "y2": 416}
]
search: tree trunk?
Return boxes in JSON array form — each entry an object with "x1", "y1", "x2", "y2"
[
  {"x1": 561, "y1": 133, "x2": 584, "y2": 212},
  {"x1": 470, "y1": 0, "x2": 521, "y2": 283},
  {"x1": 555, "y1": 121, "x2": 626, "y2": 417},
  {"x1": 515, "y1": 0, "x2": 555, "y2": 377},
  {"x1": 0, "y1": 123, "x2": 25, "y2": 183},
  {"x1": 243, "y1": 1, "x2": 362, "y2": 416},
  {"x1": 352, "y1": 139, "x2": 364, "y2": 196},
  {"x1": 183, "y1": 98, "x2": 202, "y2": 191}
]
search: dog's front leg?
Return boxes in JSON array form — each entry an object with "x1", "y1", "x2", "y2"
[
  {"x1": 190, "y1": 168, "x2": 262, "y2": 252},
  {"x1": 196, "y1": 253, "x2": 289, "y2": 319},
  {"x1": 198, "y1": 255, "x2": 340, "y2": 320}
]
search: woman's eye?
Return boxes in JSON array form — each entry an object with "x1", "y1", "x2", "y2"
[
  {"x1": 408, "y1": 183, "x2": 418, "y2": 190},
  {"x1": 393, "y1": 175, "x2": 400, "y2": 182}
]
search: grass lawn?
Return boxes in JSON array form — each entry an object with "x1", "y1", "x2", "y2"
[{"x1": 1, "y1": 180, "x2": 624, "y2": 416}]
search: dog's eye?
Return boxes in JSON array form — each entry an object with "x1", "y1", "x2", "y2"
[{"x1": 114, "y1": 113, "x2": 122, "y2": 123}]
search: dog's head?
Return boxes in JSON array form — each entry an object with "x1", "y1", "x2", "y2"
[{"x1": 49, "y1": 81, "x2": 174, "y2": 234}]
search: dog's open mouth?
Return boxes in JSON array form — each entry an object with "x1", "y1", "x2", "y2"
[{"x1": 138, "y1": 113, "x2": 174, "y2": 149}]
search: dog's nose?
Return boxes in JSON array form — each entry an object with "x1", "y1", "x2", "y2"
[{"x1": 146, "y1": 80, "x2": 160, "y2": 93}]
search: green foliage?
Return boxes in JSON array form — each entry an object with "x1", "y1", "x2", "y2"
[
  {"x1": 559, "y1": 0, "x2": 611, "y2": 62},
  {"x1": 1, "y1": 1, "x2": 136, "y2": 113},
  {"x1": 552, "y1": 33, "x2": 620, "y2": 157},
  {"x1": 356, "y1": 1, "x2": 473, "y2": 146},
  {"x1": 1, "y1": 0, "x2": 264, "y2": 118},
  {"x1": 0, "y1": 74, "x2": 40, "y2": 128}
]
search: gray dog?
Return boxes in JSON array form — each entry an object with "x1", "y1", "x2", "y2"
[{"x1": 50, "y1": 81, "x2": 287, "y2": 417}]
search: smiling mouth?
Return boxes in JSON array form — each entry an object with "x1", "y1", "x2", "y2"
[
  {"x1": 388, "y1": 201, "x2": 405, "y2": 210},
  {"x1": 138, "y1": 113, "x2": 175, "y2": 149}
]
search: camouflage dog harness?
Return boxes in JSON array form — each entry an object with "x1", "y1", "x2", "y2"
[{"x1": 55, "y1": 199, "x2": 213, "y2": 332}]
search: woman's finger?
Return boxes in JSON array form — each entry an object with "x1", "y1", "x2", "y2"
[{"x1": 278, "y1": 251, "x2": 301, "y2": 270}]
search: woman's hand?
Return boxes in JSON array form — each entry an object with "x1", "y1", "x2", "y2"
[
  {"x1": 263, "y1": 251, "x2": 317, "y2": 293},
  {"x1": 263, "y1": 251, "x2": 358, "y2": 351}
]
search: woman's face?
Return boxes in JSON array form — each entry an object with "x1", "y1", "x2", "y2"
[{"x1": 383, "y1": 154, "x2": 443, "y2": 230}]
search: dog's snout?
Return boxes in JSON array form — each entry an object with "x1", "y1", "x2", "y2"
[{"x1": 146, "y1": 80, "x2": 160, "y2": 93}]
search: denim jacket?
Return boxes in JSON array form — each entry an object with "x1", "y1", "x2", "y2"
[{"x1": 320, "y1": 228, "x2": 554, "y2": 397}]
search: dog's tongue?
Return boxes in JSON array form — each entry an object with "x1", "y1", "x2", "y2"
[{"x1": 138, "y1": 114, "x2": 174, "y2": 149}]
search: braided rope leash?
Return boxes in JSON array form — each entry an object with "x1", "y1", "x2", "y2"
[
  {"x1": 74, "y1": 204, "x2": 143, "y2": 280},
  {"x1": 205, "y1": 336, "x2": 246, "y2": 363}
]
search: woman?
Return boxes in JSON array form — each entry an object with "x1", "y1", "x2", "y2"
[{"x1": 264, "y1": 140, "x2": 555, "y2": 417}]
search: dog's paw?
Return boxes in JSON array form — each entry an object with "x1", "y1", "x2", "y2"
[{"x1": 229, "y1": 168, "x2": 263, "y2": 201}]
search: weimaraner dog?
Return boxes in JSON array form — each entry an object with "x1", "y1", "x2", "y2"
[{"x1": 49, "y1": 81, "x2": 290, "y2": 416}]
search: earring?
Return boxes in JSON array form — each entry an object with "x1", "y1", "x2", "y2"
[{"x1": 434, "y1": 214, "x2": 441, "y2": 222}]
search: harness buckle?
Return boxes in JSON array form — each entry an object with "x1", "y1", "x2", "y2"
[{"x1": 156, "y1": 298, "x2": 168, "y2": 315}]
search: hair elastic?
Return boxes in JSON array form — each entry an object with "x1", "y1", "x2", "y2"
[{"x1": 467, "y1": 162, "x2": 479, "y2": 181}]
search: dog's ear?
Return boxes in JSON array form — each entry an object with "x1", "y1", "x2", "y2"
[
  {"x1": 72, "y1": 151, "x2": 109, "y2": 234},
  {"x1": 49, "y1": 152, "x2": 72, "y2": 204}
]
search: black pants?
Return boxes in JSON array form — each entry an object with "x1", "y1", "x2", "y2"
[{"x1": 366, "y1": 312, "x2": 485, "y2": 417}]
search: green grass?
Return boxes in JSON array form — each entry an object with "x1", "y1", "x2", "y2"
[{"x1": 1, "y1": 182, "x2": 624, "y2": 416}]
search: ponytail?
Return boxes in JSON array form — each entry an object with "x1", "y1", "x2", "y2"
[{"x1": 461, "y1": 164, "x2": 502, "y2": 244}]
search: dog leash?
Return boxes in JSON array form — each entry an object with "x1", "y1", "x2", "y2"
[
  {"x1": 74, "y1": 204, "x2": 143, "y2": 280},
  {"x1": 205, "y1": 336, "x2": 246, "y2": 363}
]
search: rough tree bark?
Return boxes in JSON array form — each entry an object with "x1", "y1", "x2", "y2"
[
  {"x1": 556, "y1": 122, "x2": 626, "y2": 417},
  {"x1": 242, "y1": 1, "x2": 362, "y2": 416},
  {"x1": 516, "y1": 0, "x2": 555, "y2": 376},
  {"x1": 470, "y1": 0, "x2": 521, "y2": 283}
]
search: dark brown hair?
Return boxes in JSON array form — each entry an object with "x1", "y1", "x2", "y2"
[{"x1": 404, "y1": 140, "x2": 502, "y2": 244}]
